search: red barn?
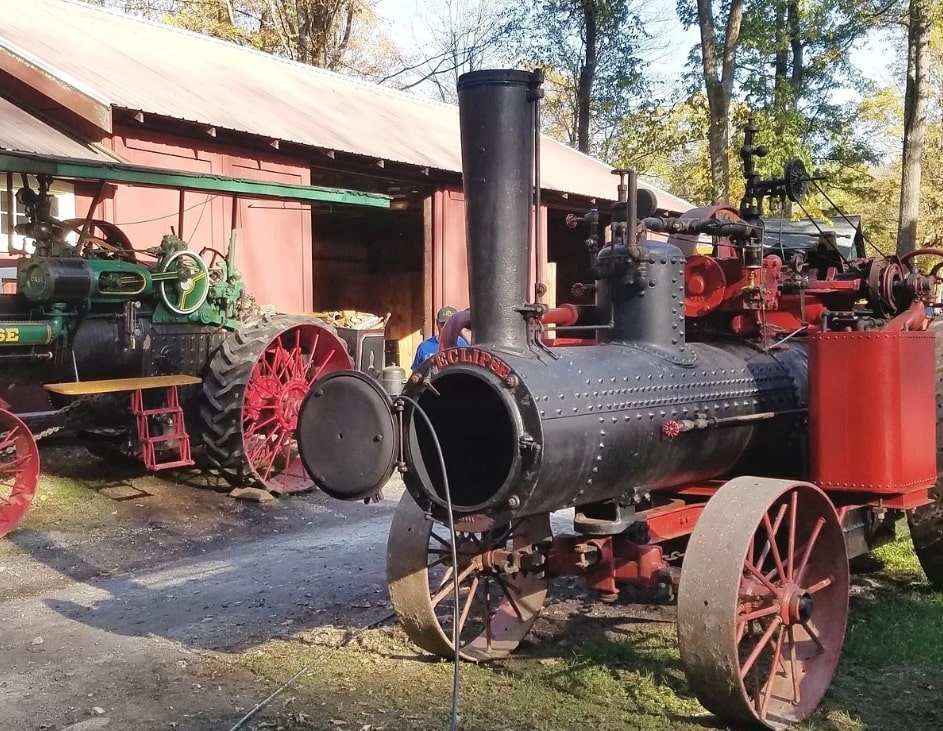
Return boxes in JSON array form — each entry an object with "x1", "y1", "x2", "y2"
[{"x1": 0, "y1": 0, "x2": 690, "y2": 365}]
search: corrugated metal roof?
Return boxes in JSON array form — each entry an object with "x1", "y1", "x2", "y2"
[
  {"x1": 0, "y1": 0, "x2": 692, "y2": 213},
  {"x1": 0, "y1": 96, "x2": 114, "y2": 161}
]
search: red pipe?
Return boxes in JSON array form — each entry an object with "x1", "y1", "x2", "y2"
[
  {"x1": 885, "y1": 300, "x2": 929, "y2": 332},
  {"x1": 439, "y1": 303, "x2": 582, "y2": 351},
  {"x1": 439, "y1": 308, "x2": 472, "y2": 351},
  {"x1": 541, "y1": 303, "x2": 579, "y2": 326}
]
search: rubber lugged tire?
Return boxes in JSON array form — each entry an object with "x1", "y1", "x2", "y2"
[
  {"x1": 908, "y1": 318, "x2": 943, "y2": 588},
  {"x1": 198, "y1": 315, "x2": 348, "y2": 490}
]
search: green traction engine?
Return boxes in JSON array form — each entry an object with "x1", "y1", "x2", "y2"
[{"x1": 0, "y1": 173, "x2": 366, "y2": 537}]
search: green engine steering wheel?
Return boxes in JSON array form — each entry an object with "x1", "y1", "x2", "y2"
[{"x1": 157, "y1": 249, "x2": 210, "y2": 315}]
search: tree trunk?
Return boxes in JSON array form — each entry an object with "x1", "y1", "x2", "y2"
[
  {"x1": 696, "y1": 0, "x2": 744, "y2": 203},
  {"x1": 898, "y1": 0, "x2": 930, "y2": 255},
  {"x1": 577, "y1": 1, "x2": 598, "y2": 154}
]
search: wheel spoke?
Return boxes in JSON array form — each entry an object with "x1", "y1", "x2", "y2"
[
  {"x1": 740, "y1": 616, "x2": 783, "y2": 679},
  {"x1": 312, "y1": 353, "x2": 335, "y2": 381},
  {"x1": 759, "y1": 626, "x2": 785, "y2": 720},
  {"x1": 243, "y1": 414, "x2": 279, "y2": 438},
  {"x1": 800, "y1": 620, "x2": 826, "y2": 653},
  {"x1": 494, "y1": 575, "x2": 527, "y2": 622},
  {"x1": 794, "y1": 517, "x2": 826, "y2": 586},
  {"x1": 805, "y1": 576, "x2": 834, "y2": 595},
  {"x1": 743, "y1": 557, "x2": 782, "y2": 597},
  {"x1": 457, "y1": 576, "x2": 480, "y2": 635},
  {"x1": 0, "y1": 454, "x2": 33, "y2": 474},
  {"x1": 430, "y1": 532, "x2": 452, "y2": 549},
  {"x1": 434, "y1": 564, "x2": 455, "y2": 592},
  {"x1": 763, "y1": 511, "x2": 788, "y2": 583},
  {"x1": 738, "y1": 603, "x2": 780, "y2": 625},
  {"x1": 787, "y1": 626, "x2": 801, "y2": 704},
  {"x1": 787, "y1": 491, "x2": 798, "y2": 580},
  {"x1": 756, "y1": 503, "x2": 788, "y2": 575},
  {"x1": 0, "y1": 430, "x2": 18, "y2": 452},
  {"x1": 430, "y1": 563, "x2": 476, "y2": 607}
]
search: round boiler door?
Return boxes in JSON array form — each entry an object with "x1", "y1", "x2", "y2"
[{"x1": 297, "y1": 369, "x2": 398, "y2": 501}]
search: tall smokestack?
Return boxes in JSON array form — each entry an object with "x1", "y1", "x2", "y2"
[{"x1": 456, "y1": 69, "x2": 542, "y2": 352}]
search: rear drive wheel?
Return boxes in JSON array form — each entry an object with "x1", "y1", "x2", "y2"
[
  {"x1": 908, "y1": 318, "x2": 943, "y2": 587},
  {"x1": 200, "y1": 316, "x2": 352, "y2": 493}
]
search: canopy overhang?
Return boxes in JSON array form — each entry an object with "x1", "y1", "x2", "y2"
[{"x1": 0, "y1": 149, "x2": 390, "y2": 207}]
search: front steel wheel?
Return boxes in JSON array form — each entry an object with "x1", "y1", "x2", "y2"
[
  {"x1": 678, "y1": 477, "x2": 849, "y2": 729},
  {"x1": 387, "y1": 494, "x2": 550, "y2": 661}
]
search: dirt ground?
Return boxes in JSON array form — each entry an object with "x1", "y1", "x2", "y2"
[
  {"x1": 0, "y1": 442, "x2": 691, "y2": 731},
  {"x1": 0, "y1": 441, "x2": 405, "y2": 730}
]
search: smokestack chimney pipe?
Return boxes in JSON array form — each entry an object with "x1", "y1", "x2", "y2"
[{"x1": 457, "y1": 69, "x2": 542, "y2": 352}]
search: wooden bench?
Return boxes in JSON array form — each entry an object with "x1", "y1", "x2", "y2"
[
  {"x1": 44, "y1": 374, "x2": 201, "y2": 396},
  {"x1": 44, "y1": 374, "x2": 201, "y2": 470}
]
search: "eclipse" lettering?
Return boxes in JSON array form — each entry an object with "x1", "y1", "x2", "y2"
[{"x1": 432, "y1": 347, "x2": 511, "y2": 379}]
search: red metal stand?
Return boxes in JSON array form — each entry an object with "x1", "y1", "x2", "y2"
[{"x1": 131, "y1": 385, "x2": 194, "y2": 470}]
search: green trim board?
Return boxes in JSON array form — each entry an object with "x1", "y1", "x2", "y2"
[{"x1": 0, "y1": 150, "x2": 390, "y2": 208}]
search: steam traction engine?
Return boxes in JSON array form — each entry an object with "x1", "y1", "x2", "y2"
[
  {"x1": 296, "y1": 70, "x2": 943, "y2": 728},
  {"x1": 0, "y1": 169, "x2": 379, "y2": 538}
]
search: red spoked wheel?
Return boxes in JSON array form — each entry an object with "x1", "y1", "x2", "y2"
[
  {"x1": 0, "y1": 409, "x2": 40, "y2": 538},
  {"x1": 678, "y1": 477, "x2": 849, "y2": 729},
  {"x1": 201, "y1": 316, "x2": 352, "y2": 493},
  {"x1": 387, "y1": 494, "x2": 551, "y2": 661}
]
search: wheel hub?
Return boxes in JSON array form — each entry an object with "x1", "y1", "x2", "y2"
[
  {"x1": 781, "y1": 583, "x2": 814, "y2": 625},
  {"x1": 276, "y1": 380, "x2": 309, "y2": 426}
]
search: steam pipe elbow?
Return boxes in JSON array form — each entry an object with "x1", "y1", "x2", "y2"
[{"x1": 439, "y1": 308, "x2": 472, "y2": 350}]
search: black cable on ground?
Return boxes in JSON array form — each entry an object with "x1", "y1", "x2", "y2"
[
  {"x1": 231, "y1": 393, "x2": 461, "y2": 731},
  {"x1": 227, "y1": 611, "x2": 395, "y2": 731},
  {"x1": 398, "y1": 394, "x2": 462, "y2": 731}
]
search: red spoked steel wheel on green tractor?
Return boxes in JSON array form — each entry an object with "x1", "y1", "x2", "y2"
[
  {"x1": 200, "y1": 316, "x2": 352, "y2": 494},
  {"x1": 0, "y1": 409, "x2": 40, "y2": 538}
]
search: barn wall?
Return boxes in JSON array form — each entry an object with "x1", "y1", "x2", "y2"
[
  {"x1": 430, "y1": 189, "x2": 549, "y2": 341},
  {"x1": 82, "y1": 127, "x2": 314, "y2": 313}
]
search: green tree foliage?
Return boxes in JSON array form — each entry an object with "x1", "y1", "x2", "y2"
[
  {"x1": 609, "y1": 95, "x2": 714, "y2": 203},
  {"x1": 738, "y1": 0, "x2": 892, "y2": 173},
  {"x1": 517, "y1": 0, "x2": 648, "y2": 155},
  {"x1": 675, "y1": 0, "x2": 893, "y2": 204}
]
